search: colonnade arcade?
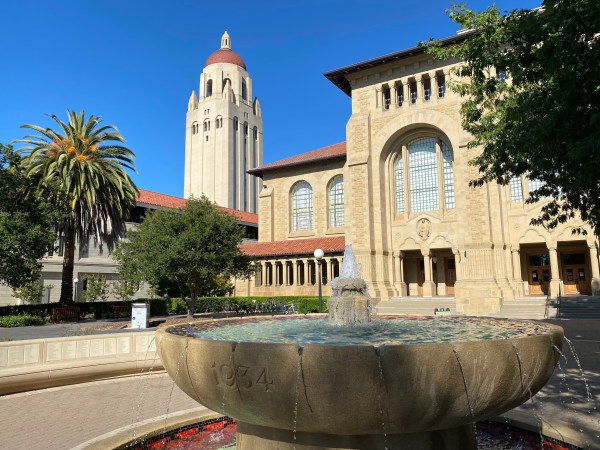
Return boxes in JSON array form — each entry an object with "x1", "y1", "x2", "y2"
[
  {"x1": 255, "y1": 256, "x2": 341, "y2": 289},
  {"x1": 391, "y1": 248, "x2": 457, "y2": 298},
  {"x1": 513, "y1": 240, "x2": 600, "y2": 296}
]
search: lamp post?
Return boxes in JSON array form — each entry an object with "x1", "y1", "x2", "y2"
[
  {"x1": 73, "y1": 278, "x2": 79, "y2": 303},
  {"x1": 314, "y1": 249, "x2": 324, "y2": 313}
]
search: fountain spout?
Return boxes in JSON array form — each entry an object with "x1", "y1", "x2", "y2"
[{"x1": 328, "y1": 245, "x2": 372, "y2": 325}]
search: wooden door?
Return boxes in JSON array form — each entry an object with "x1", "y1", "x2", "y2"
[
  {"x1": 563, "y1": 265, "x2": 591, "y2": 295},
  {"x1": 527, "y1": 254, "x2": 550, "y2": 295},
  {"x1": 445, "y1": 258, "x2": 456, "y2": 296}
]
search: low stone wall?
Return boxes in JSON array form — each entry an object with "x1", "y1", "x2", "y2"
[{"x1": 0, "y1": 331, "x2": 163, "y2": 395}]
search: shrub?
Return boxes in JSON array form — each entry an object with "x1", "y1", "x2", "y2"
[
  {"x1": 12, "y1": 281, "x2": 46, "y2": 304},
  {"x1": 81, "y1": 274, "x2": 109, "y2": 302},
  {"x1": 0, "y1": 314, "x2": 45, "y2": 327}
]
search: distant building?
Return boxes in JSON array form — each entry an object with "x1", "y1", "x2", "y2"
[
  {"x1": 0, "y1": 190, "x2": 258, "y2": 306},
  {"x1": 184, "y1": 32, "x2": 263, "y2": 213},
  {"x1": 235, "y1": 31, "x2": 599, "y2": 315}
]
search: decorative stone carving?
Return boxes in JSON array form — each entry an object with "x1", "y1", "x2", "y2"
[{"x1": 417, "y1": 218, "x2": 432, "y2": 241}]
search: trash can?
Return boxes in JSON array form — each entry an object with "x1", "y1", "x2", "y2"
[{"x1": 132, "y1": 303, "x2": 149, "y2": 329}]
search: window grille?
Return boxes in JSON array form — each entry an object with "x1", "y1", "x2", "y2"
[
  {"x1": 328, "y1": 176, "x2": 344, "y2": 227},
  {"x1": 424, "y1": 89, "x2": 431, "y2": 101},
  {"x1": 408, "y1": 138, "x2": 439, "y2": 212},
  {"x1": 510, "y1": 177, "x2": 524, "y2": 202},
  {"x1": 395, "y1": 154, "x2": 405, "y2": 212},
  {"x1": 498, "y1": 71, "x2": 506, "y2": 83},
  {"x1": 410, "y1": 91, "x2": 417, "y2": 104},
  {"x1": 291, "y1": 181, "x2": 313, "y2": 231},
  {"x1": 397, "y1": 94, "x2": 404, "y2": 106},
  {"x1": 528, "y1": 178, "x2": 544, "y2": 194},
  {"x1": 438, "y1": 85, "x2": 446, "y2": 98},
  {"x1": 442, "y1": 143, "x2": 455, "y2": 209}
]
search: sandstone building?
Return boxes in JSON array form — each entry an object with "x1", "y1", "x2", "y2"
[
  {"x1": 184, "y1": 32, "x2": 263, "y2": 213},
  {"x1": 236, "y1": 32, "x2": 600, "y2": 315}
]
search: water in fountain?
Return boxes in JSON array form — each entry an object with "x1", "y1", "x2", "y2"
[
  {"x1": 156, "y1": 243, "x2": 564, "y2": 450},
  {"x1": 328, "y1": 245, "x2": 373, "y2": 325}
]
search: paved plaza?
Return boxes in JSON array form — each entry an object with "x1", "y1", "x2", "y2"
[{"x1": 0, "y1": 316, "x2": 598, "y2": 449}]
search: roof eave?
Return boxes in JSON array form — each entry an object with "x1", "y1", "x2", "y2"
[
  {"x1": 247, "y1": 153, "x2": 346, "y2": 178},
  {"x1": 323, "y1": 31, "x2": 474, "y2": 96}
]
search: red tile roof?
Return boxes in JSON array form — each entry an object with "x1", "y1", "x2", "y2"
[
  {"x1": 248, "y1": 142, "x2": 346, "y2": 177},
  {"x1": 205, "y1": 49, "x2": 246, "y2": 70},
  {"x1": 241, "y1": 236, "x2": 345, "y2": 257},
  {"x1": 137, "y1": 189, "x2": 187, "y2": 209},
  {"x1": 136, "y1": 189, "x2": 258, "y2": 225}
]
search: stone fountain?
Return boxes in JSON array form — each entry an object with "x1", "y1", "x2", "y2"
[{"x1": 156, "y1": 246, "x2": 563, "y2": 450}]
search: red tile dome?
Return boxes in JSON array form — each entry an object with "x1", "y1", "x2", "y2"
[{"x1": 205, "y1": 49, "x2": 246, "y2": 70}]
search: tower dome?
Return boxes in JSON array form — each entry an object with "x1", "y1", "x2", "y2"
[{"x1": 205, "y1": 31, "x2": 246, "y2": 70}]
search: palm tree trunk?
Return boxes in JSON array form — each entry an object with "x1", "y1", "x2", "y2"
[{"x1": 59, "y1": 224, "x2": 76, "y2": 304}]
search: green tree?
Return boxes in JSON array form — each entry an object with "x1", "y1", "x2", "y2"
[
  {"x1": 110, "y1": 277, "x2": 139, "y2": 301},
  {"x1": 81, "y1": 274, "x2": 109, "y2": 302},
  {"x1": 425, "y1": 1, "x2": 600, "y2": 233},
  {"x1": 114, "y1": 196, "x2": 255, "y2": 317},
  {"x1": 17, "y1": 110, "x2": 138, "y2": 304},
  {"x1": 0, "y1": 144, "x2": 57, "y2": 289}
]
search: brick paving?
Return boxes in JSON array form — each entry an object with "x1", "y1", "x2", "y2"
[
  {"x1": 0, "y1": 317, "x2": 598, "y2": 450},
  {"x1": 0, "y1": 373, "x2": 201, "y2": 450}
]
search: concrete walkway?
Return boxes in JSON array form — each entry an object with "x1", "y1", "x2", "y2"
[{"x1": 0, "y1": 317, "x2": 598, "y2": 449}]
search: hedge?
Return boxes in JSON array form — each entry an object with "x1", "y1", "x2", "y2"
[
  {"x1": 0, "y1": 314, "x2": 46, "y2": 327},
  {"x1": 0, "y1": 296, "x2": 328, "y2": 321}
]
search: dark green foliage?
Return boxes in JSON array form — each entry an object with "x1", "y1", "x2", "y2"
[
  {"x1": 0, "y1": 314, "x2": 46, "y2": 327},
  {"x1": 425, "y1": 1, "x2": 600, "y2": 233},
  {"x1": 114, "y1": 196, "x2": 255, "y2": 317},
  {"x1": 0, "y1": 144, "x2": 58, "y2": 289}
]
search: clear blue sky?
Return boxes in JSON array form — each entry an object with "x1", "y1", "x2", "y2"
[{"x1": 0, "y1": 0, "x2": 540, "y2": 198}]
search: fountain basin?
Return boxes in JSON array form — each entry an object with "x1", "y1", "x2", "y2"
[{"x1": 156, "y1": 315, "x2": 563, "y2": 449}]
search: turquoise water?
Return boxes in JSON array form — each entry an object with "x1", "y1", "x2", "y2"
[{"x1": 194, "y1": 317, "x2": 549, "y2": 346}]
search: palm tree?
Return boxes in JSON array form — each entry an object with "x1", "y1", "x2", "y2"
[{"x1": 17, "y1": 110, "x2": 139, "y2": 304}]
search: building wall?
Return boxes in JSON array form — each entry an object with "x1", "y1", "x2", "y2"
[
  {"x1": 342, "y1": 51, "x2": 599, "y2": 314},
  {"x1": 243, "y1": 50, "x2": 600, "y2": 314}
]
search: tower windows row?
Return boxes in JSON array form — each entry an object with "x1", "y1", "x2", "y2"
[
  {"x1": 204, "y1": 77, "x2": 248, "y2": 100},
  {"x1": 290, "y1": 176, "x2": 344, "y2": 232},
  {"x1": 394, "y1": 137, "x2": 455, "y2": 213},
  {"x1": 382, "y1": 72, "x2": 446, "y2": 110}
]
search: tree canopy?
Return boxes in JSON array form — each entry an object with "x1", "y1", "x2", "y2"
[
  {"x1": 16, "y1": 110, "x2": 138, "y2": 303},
  {"x1": 114, "y1": 196, "x2": 255, "y2": 317},
  {"x1": 426, "y1": 1, "x2": 600, "y2": 233},
  {"x1": 0, "y1": 144, "x2": 57, "y2": 289}
]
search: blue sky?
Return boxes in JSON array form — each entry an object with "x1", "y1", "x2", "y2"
[{"x1": 0, "y1": 0, "x2": 540, "y2": 198}]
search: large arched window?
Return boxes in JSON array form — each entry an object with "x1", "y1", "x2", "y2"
[
  {"x1": 395, "y1": 136, "x2": 455, "y2": 213},
  {"x1": 291, "y1": 181, "x2": 313, "y2": 231},
  {"x1": 206, "y1": 79, "x2": 213, "y2": 97},
  {"x1": 328, "y1": 175, "x2": 344, "y2": 228}
]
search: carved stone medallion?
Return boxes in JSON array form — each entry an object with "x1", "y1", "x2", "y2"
[{"x1": 417, "y1": 218, "x2": 432, "y2": 241}]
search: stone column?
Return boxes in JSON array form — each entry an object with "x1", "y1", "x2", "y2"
[
  {"x1": 328, "y1": 258, "x2": 335, "y2": 282},
  {"x1": 303, "y1": 258, "x2": 310, "y2": 286},
  {"x1": 510, "y1": 248, "x2": 524, "y2": 296},
  {"x1": 422, "y1": 251, "x2": 435, "y2": 297},
  {"x1": 285, "y1": 260, "x2": 291, "y2": 286},
  {"x1": 415, "y1": 76, "x2": 422, "y2": 103},
  {"x1": 393, "y1": 253, "x2": 408, "y2": 296},
  {"x1": 511, "y1": 248, "x2": 521, "y2": 281},
  {"x1": 548, "y1": 246, "x2": 561, "y2": 296},
  {"x1": 390, "y1": 85, "x2": 398, "y2": 109},
  {"x1": 292, "y1": 260, "x2": 298, "y2": 287},
  {"x1": 275, "y1": 262, "x2": 281, "y2": 286},
  {"x1": 259, "y1": 261, "x2": 266, "y2": 287},
  {"x1": 589, "y1": 244, "x2": 600, "y2": 295},
  {"x1": 376, "y1": 88, "x2": 383, "y2": 111}
]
